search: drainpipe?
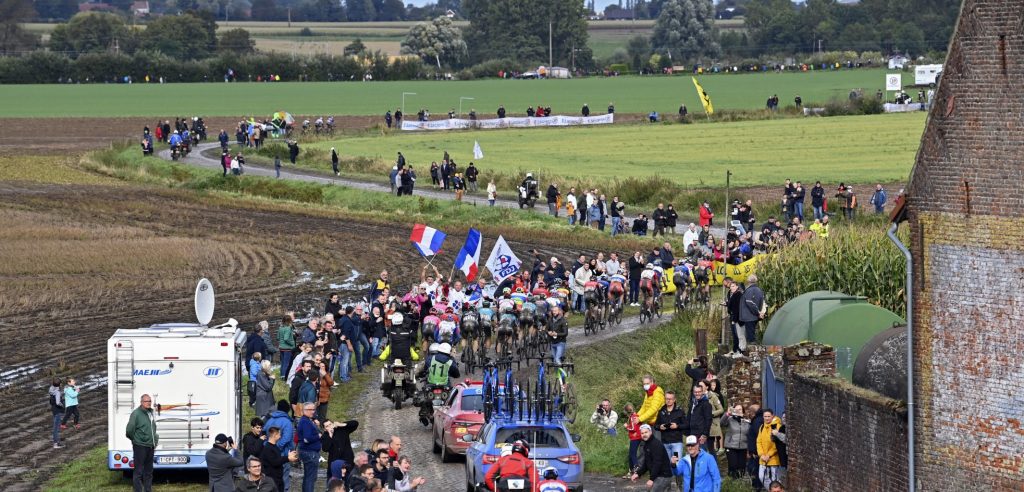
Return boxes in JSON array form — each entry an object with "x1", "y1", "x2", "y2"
[{"x1": 887, "y1": 222, "x2": 914, "y2": 492}]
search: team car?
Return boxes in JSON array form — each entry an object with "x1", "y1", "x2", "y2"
[
  {"x1": 432, "y1": 380, "x2": 486, "y2": 462},
  {"x1": 463, "y1": 363, "x2": 583, "y2": 491}
]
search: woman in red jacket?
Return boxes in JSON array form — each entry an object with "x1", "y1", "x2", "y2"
[{"x1": 699, "y1": 201, "x2": 714, "y2": 227}]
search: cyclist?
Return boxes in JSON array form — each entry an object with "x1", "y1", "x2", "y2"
[
  {"x1": 484, "y1": 440, "x2": 536, "y2": 492},
  {"x1": 608, "y1": 272, "x2": 626, "y2": 312},
  {"x1": 478, "y1": 299, "x2": 496, "y2": 353},
  {"x1": 460, "y1": 305, "x2": 480, "y2": 355},
  {"x1": 693, "y1": 256, "x2": 713, "y2": 303},
  {"x1": 639, "y1": 263, "x2": 660, "y2": 312},
  {"x1": 583, "y1": 279, "x2": 602, "y2": 327},
  {"x1": 435, "y1": 318, "x2": 460, "y2": 346},
  {"x1": 537, "y1": 467, "x2": 569, "y2": 492},
  {"x1": 497, "y1": 296, "x2": 518, "y2": 357},
  {"x1": 673, "y1": 260, "x2": 694, "y2": 307},
  {"x1": 420, "y1": 308, "x2": 441, "y2": 354}
]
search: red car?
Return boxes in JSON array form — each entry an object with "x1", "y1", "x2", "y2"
[{"x1": 432, "y1": 381, "x2": 485, "y2": 462}]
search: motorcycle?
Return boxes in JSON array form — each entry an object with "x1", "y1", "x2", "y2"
[
  {"x1": 381, "y1": 359, "x2": 417, "y2": 410},
  {"x1": 170, "y1": 145, "x2": 180, "y2": 161},
  {"x1": 415, "y1": 382, "x2": 451, "y2": 426},
  {"x1": 517, "y1": 182, "x2": 538, "y2": 209}
]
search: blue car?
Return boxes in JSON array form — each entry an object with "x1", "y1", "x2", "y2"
[{"x1": 463, "y1": 420, "x2": 584, "y2": 491}]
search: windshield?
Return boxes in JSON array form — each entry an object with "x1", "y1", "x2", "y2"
[
  {"x1": 461, "y1": 394, "x2": 483, "y2": 412},
  {"x1": 495, "y1": 426, "x2": 568, "y2": 449}
]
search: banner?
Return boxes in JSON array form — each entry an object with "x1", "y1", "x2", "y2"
[
  {"x1": 473, "y1": 141, "x2": 484, "y2": 159},
  {"x1": 401, "y1": 113, "x2": 614, "y2": 131},
  {"x1": 455, "y1": 228, "x2": 483, "y2": 281},
  {"x1": 709, "y1": 254, "x2": 769, "y2": 286},
  {"x1": 485, "y1": 235, "x2": 522, "y2": 285},
  {"x1": 885, "y1": 73, "x2": 902, "y2": 91}
]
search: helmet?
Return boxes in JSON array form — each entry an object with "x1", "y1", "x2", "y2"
[
  {"x1": 646, "y1": 263, "x2": 654, "y2": 269},
  {"x1": 511, "y1": 440, "x2": 529, "y2": 457},
  {"x1": 515, "y1": 287, "x2": 524, "y2": 293},
  {"x1": 502, "y1": 287, "x2": 511, "y2": 295},
  {"x1": 429, "y1": 307, "x2": 438, "y2": 315},
  {"x1": 526, "y1": 173, "x2": 533, "y2": 178},
  {"x1": 437, "y1": 343, "x2": 452, "y2": 355},
  {"x1": 428, "y1": 342, "x2": 440, "y2": 353},
  {"x1": 391, "y1": 313, "x2": 404, "y2": 325},
  {"x1": 542, "y1": 467, "x2": 558, "y2": 480}
]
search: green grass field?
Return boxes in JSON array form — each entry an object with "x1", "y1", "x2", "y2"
[
  {"x1": 0, "y1": 69, "x2": 897, "y2": 117},
  {"x1": 321, "y1": 112, "x2": 925, "y2": 187}
]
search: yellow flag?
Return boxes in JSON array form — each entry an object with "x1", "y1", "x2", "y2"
[{"x1": 692, "y1": 77, "x2": 714, "y2": 115}]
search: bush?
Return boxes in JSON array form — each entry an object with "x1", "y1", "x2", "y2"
[{"x1": 607, "y1": 63, "x2": 630, "y2": 74}]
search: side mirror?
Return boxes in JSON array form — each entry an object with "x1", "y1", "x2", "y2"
[
  {"x1": 571, "y1": 434, "x2": 582, "y2": 443},
  {"x1": 461, "y1": 434, "x2": 475, "y2": 443}
]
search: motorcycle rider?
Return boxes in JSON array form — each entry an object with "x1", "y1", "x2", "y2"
[
  {"x1": 537, "y1": 467, "x2": 569, "y2": 492},
  {"x1": 484, "y1": 440, "x2": 537, "y2": 492},
  {"x1": 168, "y1": 130, "x2": 183, "y2": 155},
  {"x1": 415, "y1": 342, "x2": 460, "y2": 426},
  {"x1": 378, "y1": 313, "x2": 419, "y2": 399}
]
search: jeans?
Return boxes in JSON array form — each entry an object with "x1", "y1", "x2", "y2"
[
  {"x1": 52, "y1": 412, "x2": 61, "y2": 443},
  {"x1": 283, "y1": 462, "x2": 291, "y2": 492},
  {"x1": 355, "y1": 334, "x2": 370, "y2": 371},
  {"x1": 568, "y1": 215, "x2": 576, "y2": 225},
  {"x1": 726, "y1": 448, "x2": 746, "y2": 477},
  {"x1": 279, "y1": 350, "x2": 293, "y2": 378},
  {"x1": 650, "y1": 476, "x2": 673, "y2": 492},
  {"x1": 730, "y1": 321, "x2": 741, "y2": 353},
  {"x1": 813, "y1": 205, "x2": 824, "y2": 220},
  {"x1": 664, "y1": 442, "x2": 683, "y2": 461},
  {"x1": 370, "y1": 337, "x2": 385, "y2": 358},
  {"x1": 300, "y1": 450, "x2": 319, "y2": 492},
  {"x1": 337, "y1": 345, "x2": 352, "y2": 381},
  {"x1": 794, "y1": 201, "x2": 804, "y2": 221},
  {"x1": 611, "y1": 216, "x2": 621, "y2": 236},
  {"x1": 548, "y1": 203, "x2": 557, "y2": 216},
  {"x1": 742, "y1": 320, "x2": 758, "y2": 351},
  {"x1": 489, "y1": 199, "x2": 495, "y2": 206},
  {"x1": 629, "y1": 278, "x2": 640, "y2": 304},
  {"x1": 550, "y1": 342, "x2": 565, "y2": 364},
  {"x1": 628, "y1": 439, "x2": 641, "y2": 472},
  {"x1": 132, "y1": 444, "x2": 155, "y2": 492},
  {"x1": 275, "y1": 166, "x2": 281, "y2": 178}
]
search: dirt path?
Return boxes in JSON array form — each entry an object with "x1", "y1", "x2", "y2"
[{"x1": 348, "y1": 309, "x2": 673, "y2": 492}]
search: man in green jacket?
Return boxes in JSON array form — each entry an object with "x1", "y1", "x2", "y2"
[
  {"x1": 278, "y1": 315, "x2": 296, "y2": 378},
  {"x1": 126, "y1": 394, "x2": 158, "y2": 492}
]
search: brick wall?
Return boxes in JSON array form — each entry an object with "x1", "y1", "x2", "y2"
[
  {"x1": 782, "y1": 341, "x2": 836, "y2": 380},
  {"x1": 786, "y1": 373, "x2": 909, "y2": 492},
  {"x1": 718, "y1": 345, "x2": 782, "y2": 408},
  {"x1": 905, "y1": 0, "x2": 1024, "y2": 489}
]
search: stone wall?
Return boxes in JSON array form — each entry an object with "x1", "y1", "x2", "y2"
[
  {"x1": 786, "y1": 373, "x2": 909, "y2": 492},
  {"x1": 905, "y1": 0, "x2": 1024, "y2": 489},
  {"x1": 718, "y1": 345, "x2": 781, "y2": 408}
]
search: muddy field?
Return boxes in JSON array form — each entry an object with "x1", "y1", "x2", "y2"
[{"x1": 0, "y1": 175, "x2": 585, "y2": 490}]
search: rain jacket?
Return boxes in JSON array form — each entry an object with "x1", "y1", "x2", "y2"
[
  {"x1": 126, "y1": 405, "x2": 158, "y2": 447},
  {"x1": 638, "y1": 384, "x2": 665, "y2": 425},
  {"x1": 673, "y1": 449, "x2": 722, "y2": 492},
  {"x1": 756, "y1": 416, "x2": 783, "y2": 466}
]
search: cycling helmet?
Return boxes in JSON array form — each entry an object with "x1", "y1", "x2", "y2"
[
  {"x1": 445, "y1": 306, "x2": 454, "y2": 313},
  {"x1": 511, "y1": 440, "x2": 530, "y2": 457},
  {"x1": 502, "y1": 287, "x2": 512, "y2": 295},
  {"x1": 429, "y1": 307, "x2": 438, "y2": 315},
  {"x1": 391, "y1": 313, "x2": 404, "y2": 325},
  {"x1": 437, "y1": 343, "x2": 452, "y2": 355},
  {"x1": 526, "y1": 173, "x2": 533, "y2": 178},
  {"x1": 646, "y1": 263, "x2": 654, "y2": 269},
  {"x1": 428, "y1": 342, "x2": 440, "y2": 354},
  {"x1": 515, "y1": 287, "x2": 524, "y2": 293},
  {"x1": 542, "y1": 467, "x2": 559, "y2": 480}
]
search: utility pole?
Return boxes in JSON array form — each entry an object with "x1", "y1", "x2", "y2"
[{"x1": 549, "y1": 21, "x2": 553, "y2": 67}]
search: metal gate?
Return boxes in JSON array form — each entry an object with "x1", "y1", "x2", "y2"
[{"x1": 762, "y1": 357, "x2": 785, "y2": 415}]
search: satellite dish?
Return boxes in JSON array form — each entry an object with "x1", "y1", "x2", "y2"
[{"x1": 195, "y1": 278, "x2": 215, "y2": 326}]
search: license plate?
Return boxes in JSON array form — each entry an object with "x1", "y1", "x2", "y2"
[
  {"x1": 456, "y1": 427, "x2": 468, "y2": 434},
  {"x1": 157, "y1": 456, "x2": 189, "y2": 465},
  {"x1": 534, "y1": 460, "x2": 547, "y2": 468},
  {"x1": 507, "y1": 479, "x2": 525, "y2": 489}
]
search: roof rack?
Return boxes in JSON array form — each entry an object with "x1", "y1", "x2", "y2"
[{"x1": 481, "y1": 361, "x2": 578, "y2": 425}]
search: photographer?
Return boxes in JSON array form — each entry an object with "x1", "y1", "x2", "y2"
[
  {"x1": 206, "y1": 433, "x2": 243, "y2": 492},
  {"x1": 590, "y1": 399, "x2": 619, "y2": 435}
]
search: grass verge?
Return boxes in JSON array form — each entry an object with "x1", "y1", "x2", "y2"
[{"x1": 81, "y1": 145, "x2": 662, "y2": 253}]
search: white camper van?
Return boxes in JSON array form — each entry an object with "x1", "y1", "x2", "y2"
[
  {"x1": 914, "y1": 64, "x2": 943, "y2": 86},
  {"x1": 107, "y1": 279, "x2": 246, "y2": 471}
]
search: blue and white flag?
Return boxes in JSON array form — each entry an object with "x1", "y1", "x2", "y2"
[{"x1": 485, "y1": 235, "x2": 521, "y2": 285}]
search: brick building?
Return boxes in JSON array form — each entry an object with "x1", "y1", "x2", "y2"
[{"x1": 905, "y1": 0, "x2": 1024, "y2": 489}]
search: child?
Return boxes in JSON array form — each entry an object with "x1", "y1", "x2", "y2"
[
  {"x1": 61, "y1": 378, "x2": 80, "y2": 429},
  {"x1": 241, "y1": 417, "x2": 265, "y2": 461},
  {"x1": 248, "y1": 352, "x2": 262, "y2": 407},
  {"x1": 48, "y1": 379, "x2": 64, "y2": 448},
  {"x1": 622, "y1": 403, "x2": 641, "y2": 479}
]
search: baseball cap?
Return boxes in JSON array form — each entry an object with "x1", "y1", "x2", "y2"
[
  {"x1": 215, "y1": 433, "x2": 230, "y2": 445},
  {"x1": 685, "y1": 435, "x2": 699, "y2": 445}
]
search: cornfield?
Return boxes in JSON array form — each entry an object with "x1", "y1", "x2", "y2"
[{"x1": 757, "y1": 224, "x2": 907, "y2": 318}]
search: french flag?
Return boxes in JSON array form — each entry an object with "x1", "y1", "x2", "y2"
[
  {"x1": 455, "y1": 228, "x2": 483, "y2": 281},
  {"x1": 410, "y1": 223, "x2": 446, "y2": 257}
]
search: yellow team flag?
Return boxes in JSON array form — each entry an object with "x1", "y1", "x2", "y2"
[{"x1": 692, "y1": 77, "x2": 714, "y2": 115}]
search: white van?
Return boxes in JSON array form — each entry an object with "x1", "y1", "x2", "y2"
[
  {"x1": 914, "y1": 64, "x2": 943, "y2": 86},
  {"x1": 106, "y1": 279, "x2": 246, "y2": 471}
]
